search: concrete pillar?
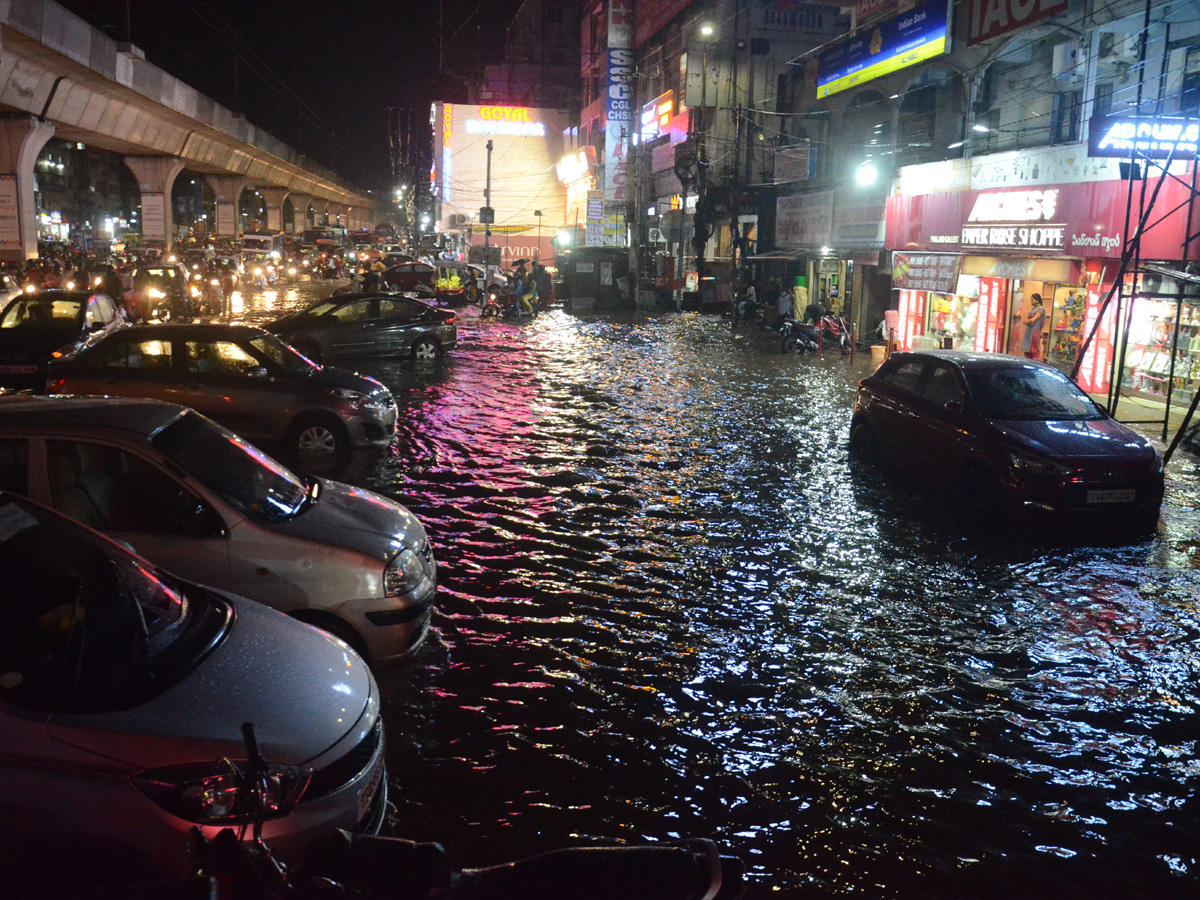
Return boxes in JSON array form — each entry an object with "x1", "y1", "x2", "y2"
[
  {"x1": 0, "y1": 116, "x2": 56, "y2": 261},
  {"x1": 259, "y1": 187, "x2": 289, "y2": 233},
  {"x1": 288, "y1": 193, "x2": 312, "y2": 232},
  {"x1": 328, "y1": 204, "x2": 348, "y2": 228},
  {"x1": 313, "y1": 199, "x2": 330, "y2": 225},
  {"x1": 125, "y1": 156, "x2": 187, "y2": 250},
  {"x1": 205, "y1": 175, "x2": 247, "y2": 237}
]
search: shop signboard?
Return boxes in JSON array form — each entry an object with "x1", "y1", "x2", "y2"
[
  {"x1": 1088, "y1": 115, "x2": 1200, "y2": 160},
  {"x1": 605, "y1": 0, "x2": 634, "y2": 211},
  {"x1": 885, "y1": 175, "x2": 1200, "y2": 260},
  {"x1": 776, "y1": 190, "x2": 834, "y2": 249},
  {"x1": 891, "y1": 252, "x2": 960, "y2": 292},
  {"x1": 856, "y1": 0, "x2": 896, "y2": 23},
  {"x1": 816, "y1": 0, "x2": 950, "y2": 99},
  {"x1": 1077, "y1": 286, "x2": 1116, "y2": 393},
  {"x1": 974, "y1": 276, "x2": 1008, "y2": 353},
  {"x1": 833, "y1": 190, "x2": 886, "y2": 248},
  {"x1": 640, "y1": 91, "x2": 674, "y2": 140},
  {"x1": 967, "y1": 0, "x2": 1067, "y2": 46},
  {"x1": 774, "y1": 146, "x2": 811, "y2": 184},
  {"x1": 0, "y1": 175, "x2": 20, "y2": 250},
  {"x1": 897, "y1": 290, "x2": 926, "y2": 351}
]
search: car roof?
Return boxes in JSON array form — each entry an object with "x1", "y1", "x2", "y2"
[
  {"x1": 102, "y1": 322, "x2": 271, "y2": 340},
  {"x1": 14, "y1": 289, "x2": 95, "y2": 301},
  {"x1": 885, "y1": 350, "x2": 1063, "y2": 371},
  {"x1": 0, "y1": 395, "x2": 184, "y2": 435}
]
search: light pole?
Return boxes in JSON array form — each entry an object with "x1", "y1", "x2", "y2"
[
  {"x1": 534, "y1": 209, "x2": 543, "y2": 262},
  {"x1": 483, "y1": 139, "x2": 493, "y2": 280}
]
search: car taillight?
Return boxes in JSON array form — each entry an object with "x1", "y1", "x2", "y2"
[
  {"x1": 445, "y1": 314, "x2": 456, "y2": 324},
  {"x1": 48, "y1": 378, "x2": 66, "y2": 393}
]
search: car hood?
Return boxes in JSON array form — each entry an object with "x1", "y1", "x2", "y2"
[
  {"x1": 308, "y1": 364, "x2": 391, "y2": 399},
  {"x1": 264, "y1": 311, "x2": 310, "y2": 333},
  {"x1": 46, "y1": 596, "x2": 373, "y2": 769},
  {"x1": 0, "y1": 325, "x2": 78, "y2": 361},
  {"x1": 279, "y1": 478, "x2": 427, "y2": 563},
  {"x1": 989, "y1": 417, "x2": 1157, "y2": 462}
]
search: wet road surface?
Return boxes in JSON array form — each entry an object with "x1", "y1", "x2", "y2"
[{"x1": 238, "y1": 277, "x2": 1200, "y2": 898}]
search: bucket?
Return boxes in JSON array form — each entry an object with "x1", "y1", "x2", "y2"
[{"x1": 870, "y1": 345, "x2": 886, "y2": 363}]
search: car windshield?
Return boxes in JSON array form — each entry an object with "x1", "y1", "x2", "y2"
[
  {"x1": 150, "y1": 411, "x2": 310, "y2": 524},
  {"x1": 305, "y1": 300, "x2": 339, "y2": 317},
  {"x1": 0, "y1": 495, "x2": 198, "y2": 713},
  {"x1": 964, "y1": 365, "x2": 1103, "y2": 421},
  {"x1": 0, "y1": 296, "x2": 83, "y2": 329},
  {"x1": 247, "y1": 334, "x2": 316, "y2": 373}
]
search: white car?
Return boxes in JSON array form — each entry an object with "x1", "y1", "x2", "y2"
[
  {"x1": 0, "y1": 492, "x2": 386, "y2": 891},
  {"x1": 0, "y1": 395, "x2": 436, "y2": 666}
]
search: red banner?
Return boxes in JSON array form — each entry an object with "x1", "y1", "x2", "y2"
[
  {"x1": 975, "y1": 277, "x2": 1008, "y2": 353},
  {"x1": 892, "y1": 252, "x2": 961, "y2": 292},
  {"x1": 1077, "y1": 286, "x2": 1117, "y2": 393},
  {"x1": 968, "y1": 0, "x2": 1069, "y2": 46},
  {"x1": 897, "y1": 290, "x2": 925, "y2": 350}
]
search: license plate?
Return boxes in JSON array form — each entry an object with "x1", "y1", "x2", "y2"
[
  {"x1": 356, "y1": 754, "x2": 385, "y2": 822},
  {"x1": 0, "y1": 365, "x2": 36, "y2": 374},
  {"x1": 1086, "y1": 488, "x2": 1136, "y2": 504}
]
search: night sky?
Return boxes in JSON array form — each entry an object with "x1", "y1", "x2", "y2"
[{"x1": 56, "y1": 0, "x2": 525, "y2": 191}]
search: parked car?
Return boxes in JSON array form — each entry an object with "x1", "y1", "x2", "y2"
[
  {"x1": 47, "y1": 323, "x2": 397, "y2": 459},
  {"x1": 380, "y1": 260, "x2": 436, "y2": 294},
  {"x1": 0, "y1": 289, "x2": 127, "y2": 391},
  {"x1": 849, "y1": 350, "x2": 1164, "y2": 530},
  {"x1": 0, "y1": 395, "x2": 436, "y2": 664},
  {"x1": 264, "y1": 292, "x2": 457, "y2": 363},
  {"x1": 0, "y1": 491, "x2": 387, "y2": 892}
]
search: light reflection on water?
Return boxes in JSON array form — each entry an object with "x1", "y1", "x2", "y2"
[{"x1": 242, "y1": 284, "x2": 1200, "y2": 897}]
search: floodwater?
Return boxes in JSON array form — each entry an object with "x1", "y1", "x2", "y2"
[{"x1": 244, "y1": 281, "x2": 1200, "y2": 898}]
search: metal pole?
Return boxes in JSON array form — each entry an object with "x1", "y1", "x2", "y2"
[
  {"x1": 629, "y1": 67, "x2": 640, "y2": 312},
  {"x1": 484, "y1": 139, "x2": 492, "y2": 282}
]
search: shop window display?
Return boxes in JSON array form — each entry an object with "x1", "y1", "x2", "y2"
[{"x1": 1123, "y1": 300, "x2": 1200, "y2": 402}]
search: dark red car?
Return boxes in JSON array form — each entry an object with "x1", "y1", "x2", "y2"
[
  {"x1": 380, "y1": 261, "x2": 435, "y2": 295},
  {"x1": 850, "y1": 350, "x2": 1164, "y2": 530}
]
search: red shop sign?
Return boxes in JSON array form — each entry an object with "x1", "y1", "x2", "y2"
[
  {"x1": 975, "y1": 277, "x2": 1008, "y2": 353},
  {"x1": 1077, "y1": 286, "x2": 1116, "y2": 393},
  {"x1": 897, "y1": 290, "x2": 925, "y2": 351}
]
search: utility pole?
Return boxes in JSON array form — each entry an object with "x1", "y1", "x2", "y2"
[
  {"x1": 628, "y1": 67, "x2": 641, "y2": 311},
  {"x1": 483, "y1": 139, "x2": 493, "y2": 280}
]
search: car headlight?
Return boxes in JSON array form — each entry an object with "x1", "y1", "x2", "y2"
[
  {"x1": 148, "y1": 287, "x2": 166, "y2": 298},
  {"x1": 326, "y1": 387, "x2": 388, "y2": 411},
  {"x1": 132, "y1": 760, "x2": 312, "y2": 824},
  {"x1": 385, "y1": 545, "x2": 431, "y2": 596},
  {"x1": 288, "y1": 267, "x2": 297, "y2": 275},
  {"x1": 254, "y1": 267, "x2": 263, "y2": 275},
  {"x1": 1006, "y1": 449, "x2": 1068, "y2": 475}
]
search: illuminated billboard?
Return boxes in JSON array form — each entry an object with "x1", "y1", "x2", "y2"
[
  {"x1": 1089, "y1": 115, "x2": 1200, "y2": 160},
  {"x1": 640, "y1": 91, "x2": 674, "y2": 140},
  {"x1": 816, "y1": 0, "x2": 950, "y2": 99}
]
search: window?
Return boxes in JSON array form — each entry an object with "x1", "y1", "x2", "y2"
[
  {"x1": 379, "y1": 297, "x2": 422, "y2": 318},
  {"x1": 99, "y1": 338, "x2": 173, "y2": 371},
  {"x1": 922, "y1": 366, "x2": 964, "y2": 409},
  {"x1": 47, "y1": 440, "x2": 219, "y2": 536},
  {"x1": 329, "y1": 300, "x2": 374, "y2": 322},
  {"x1": 182, "y1": 341, "x2": 262, "y2": 377},
  {"x1": 883, "y1": 361, "x2": 925, "y2": 394},
  {"x1": 0, "y1": 438, "x2": 29, "y2": 495}
]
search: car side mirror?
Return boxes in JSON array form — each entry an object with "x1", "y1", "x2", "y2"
[
  {"x1": 944, "y1": 399, "x2": 963, "y2": 415},
  {"x1": 89, "y1": 321, "x2": 105, "y2": 332},
  {"x1": 247, "y1": 366, "x2": 269, "y2": 379}
]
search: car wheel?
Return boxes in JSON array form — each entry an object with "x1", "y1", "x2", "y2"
[
  {"x1": 848, "y1": 419, "x2": 876, "y2": 461},
  {"x1": 412, "y1": 337, "x2": 440, "y2": 361},
  {"x1": 289, "y1": 413, "x2": 349, "y2": 460}
]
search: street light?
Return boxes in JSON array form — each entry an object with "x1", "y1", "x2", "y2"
[
  {"x1": 855, "y1": 162, "x2": 878, "y2": 186},
  {"x1": 534, "y1": 210, "x2": 543, "y2": 261}
]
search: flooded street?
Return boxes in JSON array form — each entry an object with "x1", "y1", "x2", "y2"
[{"x1": 245, "y1": 280, "x2": 1200, "y2": 898}]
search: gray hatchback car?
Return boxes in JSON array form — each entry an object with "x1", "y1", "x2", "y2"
[{"x1": 47, "y1": 323, "x2": 396, "y2": 459}]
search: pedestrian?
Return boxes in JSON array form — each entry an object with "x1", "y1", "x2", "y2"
[
  {"x1": 776, "y1": 280, "x2": 793, "y2": 323},
  {"x1": 1023, "y1": 293, "x2": 1046, "y2": 360}
]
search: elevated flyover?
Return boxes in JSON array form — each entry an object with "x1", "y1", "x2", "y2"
[{"x1": 0, "y1": 0, "x2": 378, "y2": 257}]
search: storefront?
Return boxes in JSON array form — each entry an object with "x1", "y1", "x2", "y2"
[{"x1": 886, "y1": 155, "x2": 1200, "y2": 404}]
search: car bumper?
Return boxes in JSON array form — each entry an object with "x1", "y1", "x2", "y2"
[
  {"x1": 1004, "y1": 472, "x2": 1164, "y2": 522},
  {"x1": 333, "y1": 580, "x2": 436, "y2": 666},
  {"x1": 347, "y1": 408, "x2": 397, "y2": 448}
]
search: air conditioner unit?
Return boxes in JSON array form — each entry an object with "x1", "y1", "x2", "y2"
[
  {"x1": 448, "y1": 213, "x2": 468, "y2": 227},
  {"x1": 1100, "y1": 31, "x2": 1140, "y2": 64},
  {"x1": 1052, "y1": 41, "x2": 1082, "y2": 85},
  {"x1": 648, "y1": 227, "x2": 665, "y2": 243}
]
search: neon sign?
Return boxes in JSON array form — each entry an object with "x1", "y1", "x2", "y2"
[
  {"x1": 967, "y1": 190, "x2": 1059, "y2": 222},
  {"x1": 1089, "y1": 115, "x2": 1200, "y2": 159},
  {"x1": 478, "y1": 106, "x2": 535, "y2": 122},
  {"x1": 640, "y1": 91, "x2": 674, "y2": 140},
  {"x1": 465, "y1": 120, "x2": 546, "y2": 137}
]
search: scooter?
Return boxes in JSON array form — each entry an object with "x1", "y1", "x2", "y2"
[{"x1": 480, "y1": 286, "x2": 537, "y2": 319}]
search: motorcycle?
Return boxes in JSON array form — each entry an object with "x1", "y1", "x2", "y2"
[
  {"x1": 480, "y1": 285, "x2": 538, "y2": 319},
  {"x1": 190, "y1": 277, "x2": 224, "y2": 316},
  {"x1": 72, "y1": 723, "x2": 745, "y2": 900},
  {"x1": 780, "y1": 318, "x2": 821, "y2": 354},
  {"x1": 251, "y1": 266, "x2": 268, "y2": 290},
  {"x1": 815, "y1": 312, "x2": 852, "y2": 354}
]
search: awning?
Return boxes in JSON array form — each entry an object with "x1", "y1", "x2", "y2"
[{"x1": 746, "y1": 250, "x2": 809, "y2": 260}]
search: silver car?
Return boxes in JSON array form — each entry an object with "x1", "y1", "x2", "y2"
[
  {"x1": 0, "y1": 493, "x2": 386, "y2": 888},
  {"x1": 0, "y1": 395, "x2": 437, "y2": 665}
]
